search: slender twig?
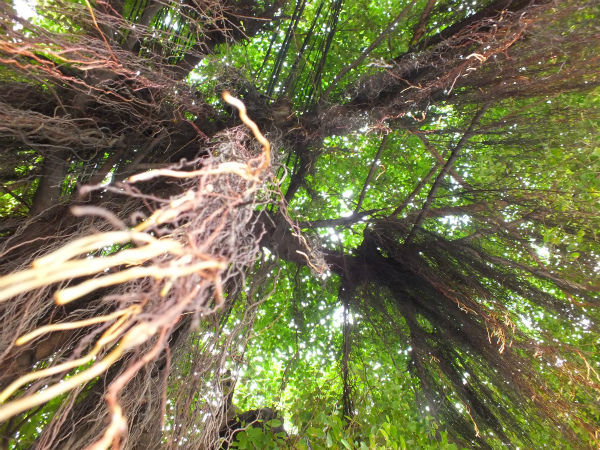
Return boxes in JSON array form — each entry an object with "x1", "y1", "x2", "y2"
[
  {"x1": 405, "y1": 103, "x2": 490, "y2": 244},
  {"x1": 354, "y1": 134, "x2": 388, "y2": 214},
  {"x1": 0, "y1": 184, "x2": 31, "y2": 208},
  {"x1": 414, "y1": 133, "x2": 469, "y2": 187},
  {"x1": 391, "y1": 160, "x2": 439, "y2": 217}
]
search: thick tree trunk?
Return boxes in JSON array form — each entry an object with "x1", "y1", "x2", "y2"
[{"x1": 29, "y1": 151, "x2": 69, "y2": 217}]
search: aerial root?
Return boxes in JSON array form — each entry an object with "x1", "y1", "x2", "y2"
[{"x1": 0, "y1": 93, "x2": 271, "y2": 450}]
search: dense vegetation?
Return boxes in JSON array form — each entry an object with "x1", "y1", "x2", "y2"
[{"x1": 0, "y1": 0, "x2": 599, "y2": 448}]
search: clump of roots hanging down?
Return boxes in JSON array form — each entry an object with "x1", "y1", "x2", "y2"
[
  {"x1": 346, "y1": 218, "x2": 599, "y2": 447},
  {"x1": 0, "y1": 91, "x2": 274, "y2": 448}
]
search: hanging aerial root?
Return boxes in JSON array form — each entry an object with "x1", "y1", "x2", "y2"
[
  {"x1": 0, "y1": 93, "x2": 271, "y2": 448},
  {"x1": 222, "y1": 90, "x2": 271, "y2": 173},
  {"x1": 126, "y1": 91, "x2": 271, "y2": 191},
  {"x1": 0, "y1": 305, "x2": 140, "y2": 403},
  {"x1": 0, "y1": 232, "x2": 184, "y2": 303}
]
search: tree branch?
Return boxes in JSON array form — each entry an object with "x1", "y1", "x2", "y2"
[
  {"x1": 405, "y1": 103, "x2": 490, "y2": 244},
  {"x1": 30, "y1": 151, "x2": 70, "y2": 217},
  {"x1": 354, "y1": 134, "x2": 388, "y2": 214},
  {"x1": 391, "y1": 160, "x2": 438, "y2": 217},
  {"x1": 0, "y1": 184, "x2": 31, "y2": 209},
  {"x1": 408, "y1": 0, "x2": 543, "y2": 53},
  {"x1": 409, "y1": 0, "x2": 437, "y2": 47},
  {"x1": 123, "y1": 0, "x2": 164, "y2": 52},
  {"x1": 414, "y1": 132, "x2": 469, "y2": 188},
  {"x1": 171, "y1": 0, "x2": 285, "y2": 80},
  {"x1": 299, "y1": 209, "x2": 379, "y2": 229},
  {"x1": 323, "y1": 0, "x2": 417, "y2": 98}
]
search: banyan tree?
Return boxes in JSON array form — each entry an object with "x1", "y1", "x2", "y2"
[{"x1": 0, "y1": 0, "x2": 598, "y2": 448}]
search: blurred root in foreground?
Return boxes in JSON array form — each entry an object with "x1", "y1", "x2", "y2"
[{"x1": 0, "y1": 93, "x2": 271, "y2": 449}]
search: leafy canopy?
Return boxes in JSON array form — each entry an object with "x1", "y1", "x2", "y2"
[{"x1": 0, "y1": 0, "x2": 598, "y2": 448}]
